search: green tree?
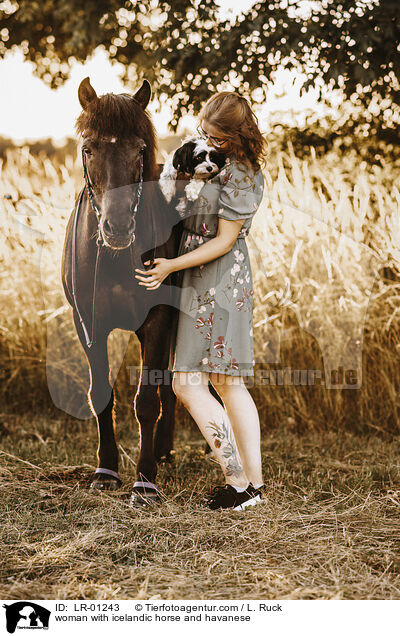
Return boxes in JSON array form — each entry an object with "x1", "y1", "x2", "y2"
[{"x1": 1, "y1": 0, "x2": 399, "y2": 132}]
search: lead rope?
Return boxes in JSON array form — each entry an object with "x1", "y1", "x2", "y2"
[{"x1": 71, "y1": 149, "x2": 149, "y2": 349}]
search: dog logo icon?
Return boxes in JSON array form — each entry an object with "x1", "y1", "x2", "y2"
[{"x1": 3, "y1": 602, "x2": 50, "y2": 633}]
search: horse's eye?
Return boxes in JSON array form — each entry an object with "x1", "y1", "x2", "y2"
[{"x1": 83, "y1": 147, "x2": 92, "y2": 156}]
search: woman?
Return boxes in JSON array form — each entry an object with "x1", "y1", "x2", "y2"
[{"x1": 135, "y1": 92, "x2": 267, "y2": 511}]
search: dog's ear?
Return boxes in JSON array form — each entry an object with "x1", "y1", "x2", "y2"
[
  {"x1": 210, "y1": 150, "x2": 228, "y2": 170},
  {"x1": 159, "y1": 156, "x2": 178, "y2": 203},
  {"x1": 173, "y1": 142, "x2": 195, "y2": 174}
]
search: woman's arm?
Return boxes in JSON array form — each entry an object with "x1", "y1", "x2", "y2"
[{"x1": 135, "y1": 218, "x2": 245, "y2": 290}]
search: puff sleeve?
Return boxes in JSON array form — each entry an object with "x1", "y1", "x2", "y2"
[{"x1": 217, "y1": 161, "x2": 264, "y2": 221}]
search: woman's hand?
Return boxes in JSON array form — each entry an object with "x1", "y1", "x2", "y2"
[{"x1": 135, "y1": 258, "x2": 175, "y2": 290}]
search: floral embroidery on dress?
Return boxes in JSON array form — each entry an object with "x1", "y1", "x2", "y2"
[
  {"x1": 214, "y1": 336, "x2": 225, "y2": 356},
  {"x1": 200, "y1": 222, "x2": 212, "y2": 236},
  {"x1": 235, "y1": 286, "x2": 253, "y2": 312},
  {"x1": 222, "y1": 172, "x2": 233, "y2": 186},
  {"x1": 234, "y1": 249, "x2": 245, "y2": 262}
]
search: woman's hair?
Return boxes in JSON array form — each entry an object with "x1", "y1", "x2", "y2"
[{"x1": 198, "y1": 91, "x2": 267, "y2": 172}]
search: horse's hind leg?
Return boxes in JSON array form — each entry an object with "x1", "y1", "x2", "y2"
[
  {"x1": 154, "y1": 376, "x2": 176, "y2": 462},
  {"x1": 133, "y1": 351, "x2": 160, "y2": 486},
  {"x1": 73, "y1": 312, "x2": 121, "y2": 490}
]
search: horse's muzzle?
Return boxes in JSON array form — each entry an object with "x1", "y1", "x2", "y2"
[
  {"x1": 101, "y1": 219, "x2": 136, "y2": 250},
  {"x1": 102, "y1": 233, "x2": 135, "y2": 250}
]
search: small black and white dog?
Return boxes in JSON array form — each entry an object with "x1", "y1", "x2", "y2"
[{"x1": 159, "y1": 136, "x2": 227, "y2": 215}]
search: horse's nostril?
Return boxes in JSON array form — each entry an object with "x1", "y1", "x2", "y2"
[
  {"x1": 104, "y1": 219, "x2": 125, "y2": 235},
  {"x1": 103, "y1": 219, "x2": 115, "y2": 236}
]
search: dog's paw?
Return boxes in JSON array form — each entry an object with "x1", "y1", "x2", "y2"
[
  {"x1": 185, "y1": 179, "x2": 205, "y2": 201},
  {"x1": 159, "y1": 178, "x2": 177, "y2": 203}
]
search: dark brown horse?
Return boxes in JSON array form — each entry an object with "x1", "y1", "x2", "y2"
[{"x1": 61, "y1": 77, "x2": 183, "y2": 500}]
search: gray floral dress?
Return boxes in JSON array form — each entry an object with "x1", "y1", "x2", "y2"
[{"x1": 168, "y1": 154, "x2": 264, "y2": 376}]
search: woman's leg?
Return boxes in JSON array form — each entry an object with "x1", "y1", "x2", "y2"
[
  {"x1": 209, "y1": 373, "x2": 263, "y2": 487},
  {"x1": 172, "y1": 371, "x2": 249, "y2": 489}
]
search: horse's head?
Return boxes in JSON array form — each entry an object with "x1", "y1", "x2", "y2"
[{"x1": 76, "y1": 77, "x2": 157, "y2": 250}]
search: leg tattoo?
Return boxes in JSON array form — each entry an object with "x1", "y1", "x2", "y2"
[{"x1": 206, "y1": 419, "x2": 244, "y2": 478}]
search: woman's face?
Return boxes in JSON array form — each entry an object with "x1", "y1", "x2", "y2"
[{"x1": 200, "y1": 120, "x2": 231, "y2": 153}]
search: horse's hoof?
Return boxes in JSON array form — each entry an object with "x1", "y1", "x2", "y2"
[
  {"x1": 129, "y1": 484, "x2": 161, "y2": 508},
  {"x1": 90, "y1": 476, "x2": 122, "y2": 491},
  {"x1": 129, "y1": 493, "x2": 159, "y2": 508}
]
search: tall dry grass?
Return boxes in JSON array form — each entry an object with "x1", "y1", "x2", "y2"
[{"x1": 1, "y1": 141, "x2": 400, "y2": 432}]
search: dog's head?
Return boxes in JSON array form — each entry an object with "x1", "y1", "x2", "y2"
[
  {"x1": 172, "y1": 138, "x2": 227, "y2": 178},
  {"x1": 159, "y1": 137, "x2": 228, "y2": 203}
]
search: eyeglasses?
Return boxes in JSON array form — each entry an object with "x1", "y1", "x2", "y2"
[{"x1": 196, "y1": 125, "x2": 228, "y2": 147}]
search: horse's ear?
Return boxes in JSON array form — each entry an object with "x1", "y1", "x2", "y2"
[
  {"x1": 78, "y1": 77, "x2": 97, "y2": 110},
  {"x1": 132, "y1": 79, "x2": 151, "y2": 110}
]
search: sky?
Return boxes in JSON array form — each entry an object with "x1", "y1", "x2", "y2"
[{"x1": 0, "y1": 0, "x2": 326, "y2": 142}]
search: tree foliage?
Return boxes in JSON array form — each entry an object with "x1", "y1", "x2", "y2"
[{"x1": 1, "y1": 0, "x2": 399, "y2": 132}]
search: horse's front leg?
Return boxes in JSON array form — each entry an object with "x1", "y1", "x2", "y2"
[
  {"x1": 130, "y1": 328, "x2": 163, "y2": 506},
  {"x1": 73, "y1": 311, "x2": 121, "y2": 491}
]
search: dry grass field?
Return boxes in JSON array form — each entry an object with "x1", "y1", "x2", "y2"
[{"x1": 1, "y1": 139, "x2": 400, "y2": 599}]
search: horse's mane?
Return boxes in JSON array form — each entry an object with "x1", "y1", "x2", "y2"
[{"x1": 75, "y1": 92, "x2": 158, "y2": 182}]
